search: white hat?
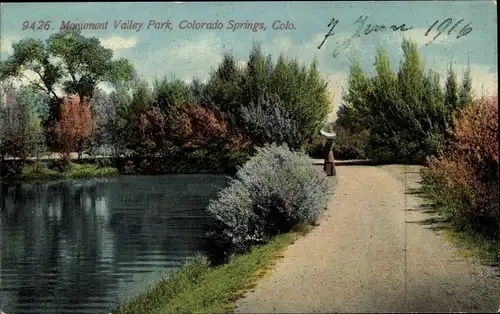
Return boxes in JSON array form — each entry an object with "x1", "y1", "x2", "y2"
[{"x1": 320, "y1": 130, "x2": 336, "y2": 139}]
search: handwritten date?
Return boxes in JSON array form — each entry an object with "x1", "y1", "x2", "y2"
[
  {"x1": 317, "y1": 16, "x2": 413, "y2": 57},
  {"x1": 424, "y1": 18, "x2": 473, "y2": 45},
  {"x1": 318, "y1": 15, "x2": 474, "y2": 58}
]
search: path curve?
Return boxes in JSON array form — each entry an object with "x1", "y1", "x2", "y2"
[{"x1": 235, "y1": 162, "x2": 500, "y2": 313}]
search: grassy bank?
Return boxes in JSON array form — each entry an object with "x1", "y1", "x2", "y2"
[
  {"x1": 419, "y1": 182, "x2": 500, "y2": 267},
  {"x1": 20, "y1": 162, "x2": 118, "y2": 183},
  {"x1": 112, "y1": 225, "x2": 312, "y2": 314}
]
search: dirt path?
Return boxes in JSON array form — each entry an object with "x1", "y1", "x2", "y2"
[{"x1": 235, "y1": 162, "x2": 500, "y2": 313}]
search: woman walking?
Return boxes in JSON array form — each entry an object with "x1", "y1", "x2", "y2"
[{"x1": 323, "y1": 138, "x2": 336, "y2": 176}]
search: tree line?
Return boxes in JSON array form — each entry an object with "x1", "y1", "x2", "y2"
[
  {"x1": 331, "y1": 39, "x2": 474, "y2": 163},
  {"x1": 0, "y1": 29, "x2": 332, "y2": 177}
]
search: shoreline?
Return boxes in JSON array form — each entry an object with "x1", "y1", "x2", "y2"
[{"x1": 111, "y1": 225, "x2": 314, "y2": 314}]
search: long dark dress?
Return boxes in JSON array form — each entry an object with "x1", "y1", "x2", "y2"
[{"x1": 323, "y1": 139, "x2": 336, "y2": 176}]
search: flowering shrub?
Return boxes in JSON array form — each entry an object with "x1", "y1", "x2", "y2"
[
  {"x1": 206, "y1": 143, "x2": 332, "y2": 263},
  {"x1": 422, "y1": 95, "x2": 499, "y2": 235}
]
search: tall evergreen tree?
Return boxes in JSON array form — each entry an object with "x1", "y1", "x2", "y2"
[
  {"x1": 366, "y1": 47, "x2": 403, "y2": 159},
  {"x1": 340, "y1": 57, "x2": 371, "y2": 132},
  {"x1": 203, "y1": 53, "x2": 243, "y2": 114},
  {"x1": 458, "y1": 63, "x2": 473, "y2": 110},
  {"x1": 444, "y1": 63, "x2": 460, "y2": 114},
  {"x1": 241, "y1": 44, "x2": 272, "y2": 106}
]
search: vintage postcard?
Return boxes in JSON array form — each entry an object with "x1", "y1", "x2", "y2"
[{"x1": 0, "y1": 1, "x2": 498, "y2": 314}]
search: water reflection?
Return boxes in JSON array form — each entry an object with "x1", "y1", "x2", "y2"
[{"x1": 0, "y1": 174, "x2": 228, "y2": 314}]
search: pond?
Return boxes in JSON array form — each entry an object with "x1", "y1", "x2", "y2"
[{"x1": 0, "y1": 174, "x2": 229, "y2": 314}]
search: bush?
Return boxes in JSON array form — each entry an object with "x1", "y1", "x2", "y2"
[
  {"x1": 332, "y1": 127, "x2": 371, "y2": 160},
  {"x1": 239, "y1": 96, "x2": 302, "y2": 151},
  {"x1": 206, "y1": 143, "x2": 332, "y2": 264},
  {"x1": 47, "y1": 159, "x2": 71, "y2": 172},
  {"x1": 167, "y1": 103, "x2": 250, "y2": 154},
  {"x1": 304, "y1": 135, "x2": 325, "y2": 159},
  {"x1": 422, "y1": 95, "x2": 499, "y2": 235}
]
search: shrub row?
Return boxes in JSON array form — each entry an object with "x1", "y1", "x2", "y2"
[{"x1": 422, "y1": 95, "x2": 499, "y2": 237}]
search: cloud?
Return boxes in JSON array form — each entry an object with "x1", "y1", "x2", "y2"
[
  {"x1": 0, "y1": 34, "x2": 19, "y2": 54},
  {"x1": 100, "y1": 36, "x2": 137, "y2": 50},
  {"x1": 424, "y1": 55, "x2": 497, "y2": 97},
  {"x1": 261, "y1": 32, "x2": 366, "y2": 66},
  {"x1": 380, "y1": 28, "x2": 455, "y2": 50},
  {"x1": 324, "y1": 72, "x2": 348, "y2": 120},
  {"x1": 237, "y1": 60, "x2": 248, "y2": 70},
  {"x1": 135, "y1": 33, "x2": 225, "y2": 83},
  {"x1": 457, "y1": 63, "x2": 497, "y2": 97}
]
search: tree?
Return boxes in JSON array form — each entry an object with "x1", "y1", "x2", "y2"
[
  {"x1": 189, "y1": 78, "x2": 205, "y2": 104},
  {"x1": 133, "y1": 106, "x2": 167, "y2": 157},
  {"x1": 458, "y1": 64, "x2": 473, "y2": 110},
  {"x1": 168, "y1": 104, "x2": 249, "y2": 154},
  {"x1": 108, "y1": 83, "x2": 138, "y2": 156},
  {"x1": 240, "y1": 45, "x2": 273, "y2": 107},
  {"x1": 364, "y1": 46, "x2": 404, "y2": 160},
  {"x1": 88, "y1": 88, "x2": 115, "y2": 156},
  {"x1": 54, "y1": 95, "x2": 93, "y2": 161},
  {"x1": 444, "y1": 63, "x2": 460, "y2": 114},
  {"x1": 26, "y1": 115, "x2": 46, "y2": 173},
  {"x1": 339, "y1": 39, "x2": 451, "y2": 162},
  {"x1": 339, "y1": 57, "x2": 371, "y2": 133},
  {"x1": 0, "y1": 29, "x2": 135, "y2": 126},
  {"x1": 202, "y1": 53, "x2": 244, "y2": 114},
  {"x1": 153, "y1": 78, "x2": 193, "y2": 114},
  {"x1": 239, "y1": 95, "x2": 302, "y2": 150},
  {"x1": 0, "y1": 82, "x2": 30, "y2": 161},
  {"x1": 269, "y1": 55, "x2": 331, "y2": 143}
]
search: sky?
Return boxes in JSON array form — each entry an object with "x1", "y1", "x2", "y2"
[{"x1": 1, "y1": 1, "x2": 497, "y2": 118}]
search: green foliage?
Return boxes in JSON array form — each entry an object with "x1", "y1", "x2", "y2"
[
  {"x1": 335, "y1": 38, "x2": 473, "y2": 163},
  {"x1": 203, "y1": 53, "x2": 244, "y2": 114},
  {"x1": 201, "y1": 45, "x2": 331, "y2": 147},
  {"x1": 26, "y1": 115, "x2": 46, "y2": 166},
  {"x1": 21, "y1": 161, "x2": 117, "y2": 182},
  {"x1": 0, "y1": 29, "x2": 135, "y2": 125},
  {"x1": 2, "y1": 37, "x2": 333, "y2": 179},
  {"x1": 444, "y1": 64, "x2": 460, "y2": 113},
  {"x1": 154, "y1": 78, "x2": 193, "y2": 113},
  {"x1": 458, "y1": 65, "x2": 473, "y2": 110},
  {"x1": 240, "y1": 45, "x2": 273, "y2": 107},
  {"x1": 268, "y1": 55, "x2": 331, "y2": 142},
  {"x1": 0, "y1": 82, "x2": 32, "y2": 160}
]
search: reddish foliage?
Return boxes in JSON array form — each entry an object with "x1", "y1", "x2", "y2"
[
  {"x1": 451, "y1": 95, "x2": 499, "y2": 167},
  {"x1": 168, "y1": 104, "x2": 250, "y2": 152},
  {"x1": 424, "y1": 95, "x2": 499, "y2": 232},
  {"x1": 134, "y1": 106, "x2": 167, "y2": 156},
  {"x1": 54, "y1": 95, "x2": 93, "y2": 159}
]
